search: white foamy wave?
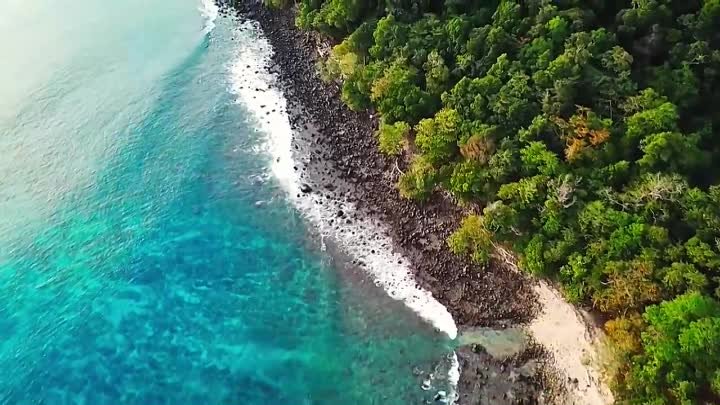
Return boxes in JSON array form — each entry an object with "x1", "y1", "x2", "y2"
[
  {"x1": 228, "y1": 21, "x2": 458, "y2": 341},
  {"x1": 448, "y1": 352, "x2": 460, "y2": 405},
  {"x1": 198, "y1": 0, "x2": 219, "y2": 33}
]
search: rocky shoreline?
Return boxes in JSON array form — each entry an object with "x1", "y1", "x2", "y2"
[{"x1": 220, "y1": 1, "x2": 597, "y2": 404}]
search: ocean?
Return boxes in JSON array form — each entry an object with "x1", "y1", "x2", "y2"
[{"x1": 0, "y1": 1, "x2": 458, "y2": 404}]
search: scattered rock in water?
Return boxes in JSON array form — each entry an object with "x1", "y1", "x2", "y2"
[
  {"x1": 434, "y1": 391, "x2": 447, "y2": 402},
  {"x1": 421, "y1": 378, "x2": 432, "y2": 391}
]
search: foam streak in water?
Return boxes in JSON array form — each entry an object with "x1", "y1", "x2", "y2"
[
  {"x1": 228, "y1": 21, "x2": 458, "y2": 341},
  {"x1": 198, "y1": 0, "x2": 219, "y2": 33},
  {"x1": 448, "y1": 352, "x2": 460, "y2": 403}
]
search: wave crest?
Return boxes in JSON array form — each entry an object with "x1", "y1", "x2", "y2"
[{"x1": 198, "y1": 0, "x2": 219, "y2": 33}]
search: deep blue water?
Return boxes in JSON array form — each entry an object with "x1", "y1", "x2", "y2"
[{"x1": 0, "y1": 1, "x2": 454, "y2": 404}]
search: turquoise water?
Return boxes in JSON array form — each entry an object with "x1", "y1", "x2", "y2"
[{"x1": 0, "y1": 1, "x2": 455, "y2": 404}]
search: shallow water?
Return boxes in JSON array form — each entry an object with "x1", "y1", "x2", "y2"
[
  {"x1": 0, "y1": 2, "x2": 456, "y2": 404},
  {"x1": 458, "y1": 327, "x2": 528, "y2": 360}
]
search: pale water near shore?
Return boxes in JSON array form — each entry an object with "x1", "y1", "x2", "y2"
[{"x1": 0, "y1": 2, "x2": 458, "y2": 404}]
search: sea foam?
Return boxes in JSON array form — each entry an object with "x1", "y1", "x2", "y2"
[
  {"x1": 198, "y1": 0, "x2": 219, "y2": 33},
  {"x1": 228, "y1": 21, "x2": 460, "y2": 401}
]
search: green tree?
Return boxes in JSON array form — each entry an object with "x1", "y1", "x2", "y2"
[
  {"x1": 414, "y1": 108, "x2": 461, "y2": 164},
  {"x1": 497, "y1": 175, "x2": 548, "y2": 210},
  {"x1": 662, "y1": 262, "x2": 709, "y2": 295},
  {"x1": 370, "y1": 14, "x2": 407, "y2": 59},
  {"x1": 490, "y1": 71, "x2": 539, "y2": 129},
  {"x1": 638, "y1": 132, "x2": 705, "y2": 175},
  {"x1": 371, "y1": 60, "x2": 435, "y2": 123},
  {"x1": 448, "y1": 214, "x2": 493, "y2": 265},
  {"x1": 520, "y1": 141, "x2": 561, "y2": 176},
  {"x1": 397, "y1": 155, "x2": 440, "y2": 200},
  {"x1": 448, "y1": 160, "x2": 493, "y2": 201},
  {"x1": 423, "y1": 50, "x2": 451, "y2": 96},
  {"x1": 442, "y1": 75, "x2": 501, "y2": 121},
  {"x1": 376, "y1": 121, "x2": 409, "y2": 155},
  {"x1": 626, "y1": 292, "x2": 720, "y2": 404},
  {"x1": 624, "y1": 101, "x2": 679, "y2": 146}
]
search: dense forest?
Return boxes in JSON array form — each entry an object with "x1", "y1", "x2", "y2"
[{"x1": 266, "y1": 0, "x2": 720, "y2": 403}]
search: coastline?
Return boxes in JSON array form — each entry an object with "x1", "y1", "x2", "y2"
[{"x1": 223, "y1": 2, "x2": 613, "y2": 404}]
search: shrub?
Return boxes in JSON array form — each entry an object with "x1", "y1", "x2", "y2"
[
  {"x1": 414, "y1": 108, "x2": 461, "y2": 165},
  {"x1": 376, "y1": 121, "x2": 409, "y2": 156},
  {"x1": 397, "y1": 156, "x2": 438, "y2": 200},
  {"x1": 447, "y1": 214, "x2": 493, "y2": 265}
]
